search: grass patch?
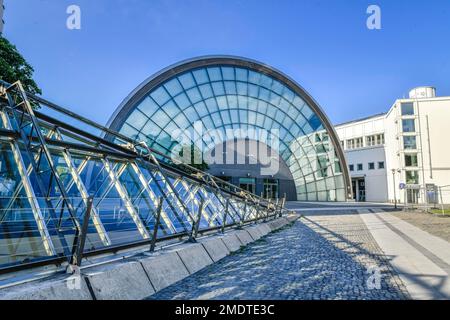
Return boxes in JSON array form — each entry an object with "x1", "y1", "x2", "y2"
[{"x1": 429, "y1": 209, "x2": 450, "y2": 216}]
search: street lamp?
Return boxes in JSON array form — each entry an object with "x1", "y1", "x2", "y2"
[{"x1": 391, "y1": 169, "x2": 397, "y2": 209}]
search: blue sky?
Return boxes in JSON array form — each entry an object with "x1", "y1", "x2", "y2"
[{"x1": 3, "y1": 0, "x2": 450, "y2": 125}]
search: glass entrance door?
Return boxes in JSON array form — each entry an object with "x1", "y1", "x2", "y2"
[
  {"x1": 358, "y1": 179, "x2": 366, "y2": 202},
  {"x1": 352, "y1": 178, "x2": 366, "y2": 202},
  {"x1": 239, "y1": 177, "x2": 256, "y2": 194},
  {"x1": 407, "y1": 188, "x2": 419, "y2": 204},
  {"x1": 263, "y1": 178, "x2": 279, "y2": 199}
]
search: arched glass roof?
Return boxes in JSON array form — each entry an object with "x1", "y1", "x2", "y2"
[{"x1": 107, "y1": 56, "x2": 351, "y2": 201}]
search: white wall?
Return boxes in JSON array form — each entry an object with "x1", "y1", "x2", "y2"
[
  {"x1": 336, "y1": 114, "x2": 388, "y2": 202},
  {"x1": 345, "y1": 146, "x2": 388, "y2": 202}
]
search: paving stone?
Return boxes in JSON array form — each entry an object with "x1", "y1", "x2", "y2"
[{"x1": 148, "y1": 211, "x2": 410, "y2": 300}]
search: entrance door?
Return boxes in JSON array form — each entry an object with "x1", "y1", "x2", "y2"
[
  {"x1": 263, "y1": 179, "x2": 279, "y2": 199},
  {"x1": 406, "y1": 188, "x2": 419, "y2": 204},
  {"x1": 358, "y1": 179, "x2": 366, "y2": 202},
  {"x1": 239, "y1": 178, "x2": 256, "y2": 194},
  {"x1": 352, "y1": 180, "x2": 357, "y2": 201},
  {"x1": 351, "y1": 178, "x2": 366, "y2": 202}
]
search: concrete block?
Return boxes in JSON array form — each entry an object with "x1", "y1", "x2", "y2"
[
  {"x1": 257, "y1": 224, "x2": 271, "y2": 236},
  {"x1": 139, "y1": 251, "x2": 189, "y2": 292},
  {"x1": 267, "y1": 218, "x2": 288, "y2": 231},
  {"x1": 83, "y1": 260, "x2": 154, "y2": 300},
  {"x1": 171, "y1": 243, "x2": 214, "y2": 274},
  {"x1": 0, "y1": 275, "x2": 92, "y2": 300},
  {"x1": 199, "y1": 237, "x2": 230, "y2": 262},
  {"x1": 246, "y1": 225, "x2": 263, "y2": 241},
  {"x1": 286, "y1": 214, "x2": 299, "y2": 223},
  {"x1": 220, "y1": 233, "x2": 243, "y2": 252},
  {"x1": 266, "y1": 220, "x2": 280, "y2": 231},
  {"x1": 234, "y1": 229, "x2": 254, "y2": 245}
]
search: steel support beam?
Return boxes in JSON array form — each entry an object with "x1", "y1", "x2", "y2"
[
  {"x1": 102, "y1": 158, "x2": 150, "y2": 239},
  {"x1": 0, "y1": 110, "x2": 56, "y2": 256},
  {"x1": 52, "y1": 129, "x2": 111, "y2": 246},
  {"x1": 130, "y1": 162, "x2": 176, "y2": 233}
]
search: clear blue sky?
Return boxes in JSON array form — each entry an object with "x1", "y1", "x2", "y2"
[{"x1": 3, "y1": 0, "x2": 450, "y2": 125}]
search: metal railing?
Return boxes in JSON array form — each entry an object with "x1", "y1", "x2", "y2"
[
  {"x1": 402, "y1": 185, "x2": 450, "y2": 214},
  {"x1": 0, "y1": 80, "x2": 290, "y2": 274}
]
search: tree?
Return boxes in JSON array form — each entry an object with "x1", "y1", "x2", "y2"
[{"x1": 0, "y1": 36, "x2": 41, "y2": 95}]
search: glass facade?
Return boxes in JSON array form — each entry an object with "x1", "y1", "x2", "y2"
[
  {"x1": 0, "y1": 79, "x2": 280, "y2": 271},
  {"x1": 108, "y1": 57, "x2": 350, "y2": 201}
]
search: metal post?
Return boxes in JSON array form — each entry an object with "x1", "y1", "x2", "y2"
[
  {"x1": 188, "y1": 199, "x2": 204, "y2": 242},
  {"x1": 150, "y1": 197, "x2": 164, "y2": 252},
  {"x1": 266, "y1": 198, "x2": 272, "y2": 220},
  {"x1": 279, "y1": 194, "x2": 286, "y2": 217},
  {"x1": 242, "y1": 199, "x2": 248, "y2": 226},
  {"x1": 70, "y1": 196, "x2": 93, "y2": 267},
  {"x1": 221, "y1": 198, "x2": 229, "y2": 234},
  {"x1": 392, "y1": 169, "x2": 397, "y2": 209}
]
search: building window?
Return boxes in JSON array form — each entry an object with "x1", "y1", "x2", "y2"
[
  {"x1": 402, "y1": 119, "x2": 416, "y2": 133},
  {"x1": 368, "y1": 162, "x2": 375, "y2": 170},
  {"x1": 349, "y1": 164, "x2": 354, "y2": 171},
  {"x1": 378, "y1": 161, "x2": 385, "y2": 169},
  {"x1": 347, "y1": 139, "x2": 354, "y2": 149},
  {"x1": 366, "y1": 133, "x2": 385, "y2": 147},
  {"x1": 401, "y1": 102, "x2": 414, "y2": 116},
  {"x1": 340, "y1": 140, "x2": 345, "y2": 149},
  {"x1": 357, "y1": 163, "x2": 363, "y2": 171},
  {"x1": 403, "y1": 136, "x2": 417, "y2": 149},
  {"x1": 406, "y1": 170, "x2": 419, "y2": 184},
  {"x1": 405, "y1": 154, "x2": 418, "y2": 167},
  {"x1": 347, "y1": 137, "x2": 363, "y2": 150}
]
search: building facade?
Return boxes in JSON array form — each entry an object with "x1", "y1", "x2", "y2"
[
  {"x1": 107, "y1": 56, "x2": 351, "y2": 201},
  {"x1": 336, "y1": 87, "x2": 450, "y2": 205}
]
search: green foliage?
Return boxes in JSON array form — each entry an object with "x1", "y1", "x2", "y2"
[{"x1": 0, "y1": 36, "x2": 41, "y2": 95}]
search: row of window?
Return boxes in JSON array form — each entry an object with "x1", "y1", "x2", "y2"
[
  {"x1": 349, "y1": 161, "x2": 385, "y2": 172},
  {"x1": 341, "y1": 133, "x2": 385, "y2": 150}
]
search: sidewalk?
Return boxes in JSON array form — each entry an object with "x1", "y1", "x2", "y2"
[{"x1": 359, "y1": 209, "x2": 450, "y2": 300}]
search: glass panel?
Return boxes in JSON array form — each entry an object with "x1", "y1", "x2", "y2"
[
  {"x1": 403, "y1": 136, "x2": 417, "y2": 149},
  {"x1": 406, "y1": 170, "x2": 419, "y2": 184},
  {"x1": 402, "y1": 119, "x2": 415, "y2": 132},
  {"x1": 178, "y1": 72, "x2": 196, "y2": 90},
  {"x1": 401, "y1": 102, "x2": 414, "y2": 115},
  {"x1": 150, "y1": 87, "x2": 170, "y2": 106},
  {"x1": 405, "y1": 154, "x2": 418, "y2": 167}
]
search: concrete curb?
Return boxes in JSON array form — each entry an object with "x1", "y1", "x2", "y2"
[
  {"x1": 139, "y1": 251, "x2": 189, "y2": 292},
  {"x1": 83, "y1": 260, "x2": 155, "y2": 300},
  {"x1": 0, "y1": 215, "x2": 299, "y2": 300}
]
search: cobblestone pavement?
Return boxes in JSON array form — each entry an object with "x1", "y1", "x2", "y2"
[
  {"x1": 392, "y1": 211, "x2": 450, "y2": 243},
  {"x1": 148, "y1": 212, "x2": 410, "y2": 300}
]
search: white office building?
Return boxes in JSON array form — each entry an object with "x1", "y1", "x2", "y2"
[{"x1": 335, "y1": 87, "x2": 450, "y2": 205}]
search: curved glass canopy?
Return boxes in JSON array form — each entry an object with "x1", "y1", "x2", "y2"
[{"x1": 108, "y1": 56, "x2": 350, "y2": 201}]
